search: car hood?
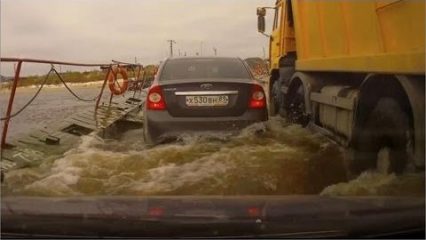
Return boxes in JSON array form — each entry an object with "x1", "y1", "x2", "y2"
[{"x1": 1, "y1": 195, "x2": 424, "y2": 238}]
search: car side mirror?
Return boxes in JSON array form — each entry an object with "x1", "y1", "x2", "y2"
[{"x1": 257, "y1": 7, "x2": 266, "y2": 33}]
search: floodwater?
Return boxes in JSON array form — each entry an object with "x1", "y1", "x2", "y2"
[
  {"x1": 1, "y1": 85, "x2": 424, "y2": 197},
  {"x1": 0, "y1": 82, "x2": 110, "y2": 138}
]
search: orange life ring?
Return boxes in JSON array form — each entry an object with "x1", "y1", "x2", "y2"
[{"x1": 108, "y1": 67, "x2": 129, "y2": 95}]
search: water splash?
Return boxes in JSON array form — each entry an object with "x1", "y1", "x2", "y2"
[
  {"x1": 321, "y1": 171, "x2": 425, "y2": 197},
  {"x1": 2, "y1": 118, "x2": 423, "y2": 197}
]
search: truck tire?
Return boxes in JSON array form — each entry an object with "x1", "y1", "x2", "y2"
[
  {"x1": 269, "y1": 81, "x2": 279, "y2": 116},
  {"x1": 288, "y1": 84, "x2": 309, "y2": 127},
  {"x1": 349, "y1": 98, "x2": 412, "y2": 177}
]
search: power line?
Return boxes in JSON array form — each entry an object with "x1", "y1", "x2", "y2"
[{"x1": 167, "y1": 40, "x2": 176, "y2": 57}]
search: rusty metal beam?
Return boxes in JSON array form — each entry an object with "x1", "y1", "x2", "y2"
[
  {"x1": 1, "y1": 61, "x2": 23, "y2": 149},
  {"x1": 1, "y1": 57, "x2": 109, "y2": 67},
  {"x1": 1, "y1": 58, "x2": 140, "y2": 68}
]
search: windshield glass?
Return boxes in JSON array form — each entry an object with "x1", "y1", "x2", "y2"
[
  {"x1": 160, "y1": 58, "x2": 251, "y2": 81},
  {"x1": 0, "y1": 0, "x2": 424, "y2": 238}
]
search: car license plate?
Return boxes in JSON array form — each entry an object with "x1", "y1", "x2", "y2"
[{"x1": 185, "y1": 95, "x2": 229, "y2": 107}]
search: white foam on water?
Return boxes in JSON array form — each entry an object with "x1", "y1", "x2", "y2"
[
  {"x1": 320, "y1": 170, "x2": 425, "y2": 197},
  {"x1": 320, "y1": 171, "x2": 396, "y2": 196},
  {"x1": 130, "y1": 157, "x2": 232, "y2": 194},
  {"x1": 13, "y1": 135, "x2": 107, "y2": 196},
  {"x1": 3, "y1": 117, "x2": 423, "y2": 197}
]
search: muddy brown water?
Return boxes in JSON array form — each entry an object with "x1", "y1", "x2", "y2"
[{"x1": 1, "y1": 85, "x2": 424, "y2": 197}]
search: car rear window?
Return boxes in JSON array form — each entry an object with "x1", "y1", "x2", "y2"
[{"x1": 160, "y1": 58, "x2": 251, "y2": 81}]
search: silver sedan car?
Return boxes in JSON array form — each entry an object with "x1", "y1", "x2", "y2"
[{"x1": 143, "y1": 57, "x2": 268, "y2": 144}]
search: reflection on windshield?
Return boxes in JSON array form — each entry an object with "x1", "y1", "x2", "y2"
[
  {"x1": 1, "y1": 0, "x2": 425, "y2": 238},
  {"x1": 160, "y1": 58, "x2": 251, "y2": 80}
]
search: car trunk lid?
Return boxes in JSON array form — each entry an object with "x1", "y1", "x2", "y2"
[{"x1": 161, "y1": 79, "x2": 252, "y2": 117}]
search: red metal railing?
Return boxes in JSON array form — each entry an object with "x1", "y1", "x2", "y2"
[{"x1": 0, "y1": 57, "x2": 143, "y2": 149}]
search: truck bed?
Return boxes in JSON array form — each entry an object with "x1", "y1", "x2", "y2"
[{"x1": 292, "y1": 0, "x2": 425, "y2": 74}]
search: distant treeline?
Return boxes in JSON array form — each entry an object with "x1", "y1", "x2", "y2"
[{"x1": 0, "y1": 65, "x2": 158, "y2": 89}]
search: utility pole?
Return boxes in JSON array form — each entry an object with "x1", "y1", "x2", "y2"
[
  {"x1": 213, "y1": 47, "x2": 217, "y2": 56},
  {"x1": 167, "y1": 40, "x2": 176, "y2": 57}
]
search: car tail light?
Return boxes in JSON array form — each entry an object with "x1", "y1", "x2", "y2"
[
  {"x1": 147, "y1": 85, "x2": 166, "y2": 110},
  {"x1": 249, "y1": 84, "x2": 266, "y2": 109}
]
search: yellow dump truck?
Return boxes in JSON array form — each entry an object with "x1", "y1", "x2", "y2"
[{"x1": 257, "y1": 0, "x2": 425, "y2": 177}]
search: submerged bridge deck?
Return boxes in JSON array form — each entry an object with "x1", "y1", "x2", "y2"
[
  {"x1": 0, "y1": 57, "x2": 150, "y2": 176},
  {"x1": 1, "y1": 95, "x2": 146, "y2": 173}
]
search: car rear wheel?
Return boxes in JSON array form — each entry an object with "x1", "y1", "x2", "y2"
[
  {"x1": 143, "y1": 120, "x2": 154, "y2": 145},
  {"x1": 348, "y1": 98, "x2": 413, "y2": 178}
]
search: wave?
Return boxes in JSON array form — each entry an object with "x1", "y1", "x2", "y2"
[{"x1": 2, "y1": 118, "x2": 424, "y2": 197}]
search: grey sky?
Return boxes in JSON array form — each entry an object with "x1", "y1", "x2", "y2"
[{"x1": 1, "y1": 0, "x2": 275, "y2": 76}]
